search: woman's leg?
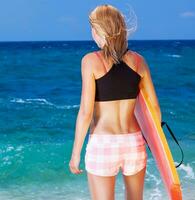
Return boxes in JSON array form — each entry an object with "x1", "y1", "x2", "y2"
[
  {"x1": 122, "y1": 166, "x2": 146, "y2": 200},
  {"x1": 85, "y1": 133, "x2": 121, "y2": 199},
  {"x1": 120, "y1": 131, "x2": 148, "y2": 200},
  {"x1": 87, "y1": 172, "x2": 116, "y2": 200}
]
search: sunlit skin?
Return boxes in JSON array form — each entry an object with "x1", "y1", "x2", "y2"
[{"x1": 69, "y1": 25, "x2": 162, "y2": 199}]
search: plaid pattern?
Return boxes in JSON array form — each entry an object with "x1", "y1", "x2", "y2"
[{"x1": 85, "y1": 131, "x2": 147, "y2": 176}]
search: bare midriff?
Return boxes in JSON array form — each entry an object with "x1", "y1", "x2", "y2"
[{"x1": 89, "y1": 98, "x2": 141, "y2": 135}]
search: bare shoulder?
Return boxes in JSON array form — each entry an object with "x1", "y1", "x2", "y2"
[
  {"x1": 81, "y1": 51, "x2": 97, "y2": 73},
  {"x1": 81, "y1": 52, "x2": 96, "y2": 64},
  {"x1": 133, "y1": 51, "x2": 151, "y2": 78}
]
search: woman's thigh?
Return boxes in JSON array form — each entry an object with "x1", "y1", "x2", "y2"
[
  {"x1": 87, "y1": 172, "x2": 116, "y2": 200},
  {"x1": 120, "y1": 131, "x2": 148, "y2": 200},
  {"x1": 122, "y1": 166, "x2": 147, "y2": 200}
]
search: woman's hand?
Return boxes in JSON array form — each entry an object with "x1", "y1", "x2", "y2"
[{"x1": 69, "y1": 153, "x2": 83, "y2": 174}]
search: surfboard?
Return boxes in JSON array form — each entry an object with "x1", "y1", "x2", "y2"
[{"x1": 134, "y1": 87, "x2": 183, "y2": 200}]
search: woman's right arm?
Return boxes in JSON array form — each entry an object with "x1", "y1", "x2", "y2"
[{"x1": 138, "y1": 55, "x2": 162, "y2": 123}]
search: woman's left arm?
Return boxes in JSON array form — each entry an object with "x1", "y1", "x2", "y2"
[{"x1": 69, "y1": 53, "x2": 95, "y2": 174}]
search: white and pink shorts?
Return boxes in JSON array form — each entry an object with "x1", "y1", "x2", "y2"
[{"x1": 85, "y1": 130, "x2": 148, "y2": 177}]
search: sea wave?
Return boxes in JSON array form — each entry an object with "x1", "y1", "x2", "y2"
[
  {"x1": 167, "y1": 54, "x2": 182, "y2": 58},
  {"x1": 9, "y1": 98, "x2": 79, "y2": 110},
  {"x1": 176, "y1": 162, "x2": 195, "y2": 179}
]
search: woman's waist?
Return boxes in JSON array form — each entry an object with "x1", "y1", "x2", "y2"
[
  {"x1": 90, "y1": 120, "x2": 141, "y2": 135},
  {"x1": 88, "y1": 130, "x2": 146, "y2": 146},
  {"x1": 93, "y1": 113, "x2": 138, "y2": 125}
]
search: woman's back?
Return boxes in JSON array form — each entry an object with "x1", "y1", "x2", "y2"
[{"x1": 90, "y1": 49, "x2": 143, "y2": 135}]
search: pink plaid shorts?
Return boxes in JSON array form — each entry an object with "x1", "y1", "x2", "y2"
[{"x1": 85, "y1": 130, "x2": 147, "y2": 177}]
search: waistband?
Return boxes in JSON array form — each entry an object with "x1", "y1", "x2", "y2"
[{"x1": 90, "y1": 130, "x2": 142, "y2": 137}]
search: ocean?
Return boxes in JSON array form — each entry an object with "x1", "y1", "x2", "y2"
[{"x1": 0, "y1": 40, "x2": 194, "y2": 200}]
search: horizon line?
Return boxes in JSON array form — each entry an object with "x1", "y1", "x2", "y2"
[{"x1": 0, "y1": 39, "x2": 195, "y2": 43}]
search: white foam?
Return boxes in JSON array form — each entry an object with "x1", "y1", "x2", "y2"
[
  {"x1": 149, "y1": 187, "x2": 162, "y2": 200},
  {"x1": 2, "y1": 155, "x2": 10, "y2": 161},
  {"x1": 15, "y1": 145, "x2": 24, "y2": 152},
  {"x1": 10, "y1": 97, "x2": 79, "y2": 110},
  {"x1": 167, "y1": 54, "x2": 181, "y2": 58},
  {"x1": 146, "y1": 171, "x2": 161, "y2": 185},
  {"x1": 6, "y1": 146, "x2": 14, "y2": 152},
  {"x1": 177, "y1": 162, "x2": 195, "y2": 179},
  {"x1": 170, "y1": 111, "x2": 176, "y2": 115}
]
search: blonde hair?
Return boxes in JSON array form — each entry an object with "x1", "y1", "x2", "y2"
[{"x1": 89, "y1": 4, "x2": 128, "y2": 64}]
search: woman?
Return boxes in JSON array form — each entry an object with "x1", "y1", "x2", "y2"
[{"x1": 69, "y1": 4, "x2": 162, "y2": 200}]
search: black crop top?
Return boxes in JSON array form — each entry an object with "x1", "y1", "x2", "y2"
[{"x1": 94, "y1": 48, "x2": 141, "y2": 102}]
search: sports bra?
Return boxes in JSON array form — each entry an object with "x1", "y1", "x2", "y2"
[{"x1": 94, "y1": 48, "x2": 142, "y2": 102}]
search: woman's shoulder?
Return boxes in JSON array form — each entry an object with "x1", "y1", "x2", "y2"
[
  {"x1": 80, "y1": 51, "x2": 101, "y2": 77},
  {"x1": 81, "y1": 51, "x2": 100, "y2": 63},
  {"x1": 129, "y1": 50, "x2": 144, "y2": 61},
  {"x1": 129, "y1": 50, "x2": 150, "y2": 79},
  {"x1": 81, "y1": 51, "x2": 99, "y2": 69},
  {"x1": 82, "y1": 51, "x2": 96, "y2": 60}
]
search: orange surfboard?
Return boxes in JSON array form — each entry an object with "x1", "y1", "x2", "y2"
[{"x1": 134, "y1": 87, "x2": 183, "y2": 200}]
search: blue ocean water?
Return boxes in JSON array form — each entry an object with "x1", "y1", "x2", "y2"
[{"x1": 0, "y1": 40, "x2": 195, "y2": 200}]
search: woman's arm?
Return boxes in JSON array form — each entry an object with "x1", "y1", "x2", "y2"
[
  {"x1": 71, "y1": 53, "x2": 95, "y2": 157},
  {"x1": 138, "y1": 55, "x2": 162, "y2": 123}
]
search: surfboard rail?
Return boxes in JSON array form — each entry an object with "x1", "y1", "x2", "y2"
[{"x1": 134, "y1": 88, "x2": 183, "y2": 200}]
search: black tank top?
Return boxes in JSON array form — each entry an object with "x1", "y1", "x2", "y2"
[{"x1": 94, "y1": 48, "x2": 141, "y2": 102}]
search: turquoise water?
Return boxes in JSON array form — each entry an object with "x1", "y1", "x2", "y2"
[{"x1": 0, "y1": 40, "x2": 195, "y2": 199}]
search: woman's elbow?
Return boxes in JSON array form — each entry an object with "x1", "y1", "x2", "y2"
[{"x1": 78, "y1": 108, "x2": 93, "y2": 120}]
